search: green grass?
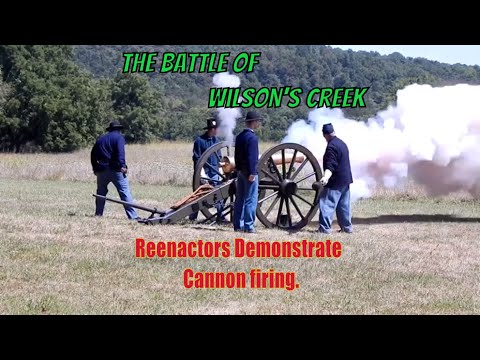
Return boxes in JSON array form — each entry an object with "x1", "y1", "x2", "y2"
[{"x1": 0, "y1": 178, "x2": 479, "y2": 314}]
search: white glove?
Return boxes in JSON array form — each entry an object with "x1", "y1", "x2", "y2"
[{"x1": 320, "y1": 170, "x2": 332, "y2": 186}]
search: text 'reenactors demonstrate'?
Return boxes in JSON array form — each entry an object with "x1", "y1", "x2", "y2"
[
  {"x1": 136, "y1": 238, "x2": 342, "y2": 291},
  {"x1": 122, "y1": 52, "x2": 369, "y2": 109}
]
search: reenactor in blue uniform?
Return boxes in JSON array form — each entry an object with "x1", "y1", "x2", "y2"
[
  {"x1": 318, "y1": 123, "x2": 354, "y2": 234},
  {"x1": 91, "y1": 121, "x2": 139, "y2": 220},
  {"x1": 233, "y1": 111, "x2": 262, "y2": 233},
  {"x1": 190, "y1": 117, "x2": 225, "y2": 222}
]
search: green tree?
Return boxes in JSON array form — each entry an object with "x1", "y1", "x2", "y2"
[
  {"x1": 110, "y1": 72, "x2": 165, "y2": 143},
  {"x1": 2, "y1": 45, "x2": 480, "y2": 151},
  {"x1": 0, "y1": 45, "x2": 111, "y2": 152}
]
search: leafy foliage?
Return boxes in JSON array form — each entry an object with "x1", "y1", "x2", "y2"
[
  {"x1": 110, "y1": 71, "x2": 165, "y2": 143},
  {"x1": 0, "y1": 46, "x2": 110, "y2": 152},
  {"x1": 1, "y1": 45, "x2": 480, "y2": 152}
]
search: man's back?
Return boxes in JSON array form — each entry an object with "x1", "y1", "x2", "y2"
[
  {"x1": 234, "y1": 129, "x2": 259, "y2": 175},
  {"x1": 91, "y1": 131, "x2": 126, "y2": 172},
  {"x1": 323, "y1": 136, "x2": 353, "y2": 189}
]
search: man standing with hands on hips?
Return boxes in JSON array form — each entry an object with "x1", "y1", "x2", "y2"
[
  {"x1": 234, "y1": 111, "x2": 262, "y2": 233},
  {"x1": 318, "y1": 123, "x2": 353, "y2": 234}
]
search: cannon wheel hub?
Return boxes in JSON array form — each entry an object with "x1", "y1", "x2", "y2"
[{"x1": 280, "y1": 179, "x2": 297, "y2": 196}]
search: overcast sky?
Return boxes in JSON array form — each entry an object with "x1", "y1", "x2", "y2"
[{"x1": 331, "y1": 45, "x2": 480, "y2": 66}]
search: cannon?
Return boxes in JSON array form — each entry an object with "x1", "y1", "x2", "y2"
[{"x1": 93, "y1": 142, "x2": 323, "y2": 231}]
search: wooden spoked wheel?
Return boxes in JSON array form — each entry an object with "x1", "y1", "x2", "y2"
[
  {"x1": 256, "y1": 143, "x2": 323, "y2": 230},
  {"x1": 193, "y1": 141, "x2": 236, "y2": 222}
]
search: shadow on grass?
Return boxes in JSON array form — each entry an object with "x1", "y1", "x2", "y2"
[
  {"x1": 190, "y1": 225, "x2": 232, "y2": 232},
  {"x1": 353, "y1": 214, "x2": 480, "y2": 224},
  {"x1": 288, "y1": 214, "x2": 480, "y2": 235}
]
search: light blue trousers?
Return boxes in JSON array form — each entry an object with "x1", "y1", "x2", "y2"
[
  {"x1": 95, "y1": 169, "x2": 139, "y2": 220},
  {"x1": 234, "y1": 172, "x2": 259, "y2": 232},
  {"x1": 318, "y1": 185, "x2": 353, "y2": 234}
]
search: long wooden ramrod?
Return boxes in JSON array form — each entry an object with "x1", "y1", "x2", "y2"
[{"x1": 92, "y1": 194, "x2": 163, "y2": 215}]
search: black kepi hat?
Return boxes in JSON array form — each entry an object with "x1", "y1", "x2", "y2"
[
  {"x1": 245, "y1": 111, "x2": 263, "y2": 122},
  {"x1": 203, "y1": 118, "x2": 219, "y2": 130},
  {"x1": 322, "y1": 123, "x2": 335, "y2": 135},
  {"x1": 106, "y1": 120, "x2": 124, "y2": 131}
]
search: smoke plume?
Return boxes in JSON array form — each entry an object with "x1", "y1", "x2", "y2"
[
  {"x1": 212, "y1": 73, "x2": 242, "y2": 146},
  {"x1": 283, "y1": 84, "x2": 480, "y2": 201}
]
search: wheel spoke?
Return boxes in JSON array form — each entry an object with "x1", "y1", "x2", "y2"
[
  {"x1": 200, "y1": 202, "x2": 232, "y2": 223},
  {"x1": 221, "y1": 196, "x2": 229, "y2": 206},
  {"x1": 290, "y1": 159, "x2": 308, "y2": 181},
  {"x1": 258, "y1": 184, "x2": 280, "y2": 191},
  {"x1": 290, "y1": 196, "x2": 305, "y2": 221},
  {"x1": 258, "y1": 191, "x2": 279, "y2": 205},
  {"x1": 286, "y1": 149, "x2": 298, "y2": 179},
  {"x1": 269, "y1": 156, "x2": 284, "y2": 182},
  {"x1": 281, "y1": 149, "x2": 286, "y2": 178},
  {"x1": 200, "y1": 208, "x2": 219, "y2": 223},
  {"x1": 297, "y1": 187, "x2": 316, "y2": 191},
  {"x1": 265, "y1": 195, "x2": 281, "y2": 217},
  {"x1": 295, "y1": 172, "x2": 316, "y2": 184},
  {"x1": 260, "y1": 168, "x2": 282, "y2": 186},
  {"x1": 285, "y1": 197, "x2": 293, "y2": 228},
  {"x1": 204, "y1": 161, "x2": 226, "y2": 180},
  {"x1": 229, "y1": 194, "x2": 235, "y2": 221},
  {"x1": 275, "y1": 197, "x2": 284, "y2": 226},
  {"x1": 201, "y1": 177, "x2": 223, "y2": 184},
  {"x1": 220, "y1": 208, "x2": 233, "y2": 219},
  {"x1": 293, "y1": 193, "x2": 315, "y2": 208}
]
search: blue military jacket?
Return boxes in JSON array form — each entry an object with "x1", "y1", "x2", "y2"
[
  {"x1": 234, "y1": 128, "x2": 259, "y2": 176},
  {"x1": 192, "y1": 132, "x2": 220, "y2": 178},
  {"x1": 91, "y1": 130, "x2": 127, "y2": 173},
  {"x1": 323, "y1": 136, "x2": 353, "y2": 190}
]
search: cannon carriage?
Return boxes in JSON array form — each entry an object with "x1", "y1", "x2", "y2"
[{"x1": 93, "y1": 142, "x2": 324, "y2": 231}]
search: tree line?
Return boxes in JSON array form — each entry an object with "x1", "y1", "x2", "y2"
[{"x1": 1, "y1": 45, "x2": 479, "y2": 152}]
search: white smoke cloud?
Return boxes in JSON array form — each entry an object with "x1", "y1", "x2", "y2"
[
  {"x1": 283, "y1": 84, "x2": 480, "y2": 201},
  {"x1": 212, "y1": 73, "x2": 242, "y2": 146}
]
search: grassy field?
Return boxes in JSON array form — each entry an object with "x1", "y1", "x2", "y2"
[
  {"x1": 0, "y1": 142, "x2": 276, "y2": 186},
  {"x1": 0, "y1": 142, "x2": 479, "y2": 314}
]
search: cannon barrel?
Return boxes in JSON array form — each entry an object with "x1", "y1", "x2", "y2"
[
  {"x1": 220, "y1": 152, "x2": 306, "y2": 174},
  {"x1": 220, "y1": 156, "x2": 235, "y2": 173}
]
